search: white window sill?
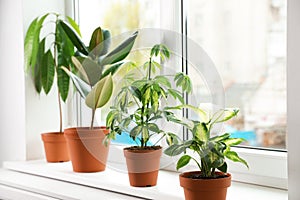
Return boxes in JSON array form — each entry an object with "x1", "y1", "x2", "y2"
[{"x1": 0, "y1": 160, "x2": 287, "y2": 200}]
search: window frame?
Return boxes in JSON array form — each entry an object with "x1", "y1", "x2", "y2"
[{"x1": 68, "y1": 0, "x2": 288, "y2": 189}]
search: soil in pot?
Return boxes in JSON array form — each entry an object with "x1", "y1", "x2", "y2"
[
  {"x1": 123, "y1": 146, "x2": 162, "y2": 187},
  {"x1": 64, "y1": 127, "x2": 110, "y2": 173},
  {"x1": 41, "y1": 132, "x2": 69, "y2": 162},
  {"x1": 179, "y1": 171, "x2": 231, "y2": 200}
]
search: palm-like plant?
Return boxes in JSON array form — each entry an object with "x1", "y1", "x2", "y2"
[
  {"x1": 24, "y1": 13, "x2": 81, "y2": 133},
  {"x1": 164, "y1": 105, "x2": 248, "y2": 178}
]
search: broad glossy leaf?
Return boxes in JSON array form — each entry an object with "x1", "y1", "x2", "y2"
[
  {"x1": 102, "y1": 61, "x2": 124, "y2": 78},
  {"x1": 176, "y1": 155, "x2": 191, "y2": 170},
  {"x1": 66, "y1": 16, "x2": 81, "y2": 36},
  {"x1": 62, "y1": 66, "x2": 91, "y2": 98},
  {"x1": 71, "y1": 56, "x2": 89, "y2": 83},
  {"x1": 130, "y1": 125, "x2": 142, "y2": 139},
  {"x1": 148, "y1": 123, "x2": 160, "y2": 133},
  {"x1": 33, "y1": 38, "x2": 45, "y2": 93},
  {"x1": 59, "y1": 20, "x2": 89, "y2": 55},
  {"x1": 41, "y1": 50, "x2": 55, "y2": 94},
  {"x1": 81, "y1": 57, "x2": 103, "y2": 86},
  {"x1": 89, "y1": 27, "x2": 104, "y2": 56},
  {"x1": 85, "y1": 74, "x2": 113, "y2": 109},
  {"x1": 101, "y1": 31, "x2": 138, "y2": 66}
]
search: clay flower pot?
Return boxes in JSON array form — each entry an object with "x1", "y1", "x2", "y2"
[
  {"x1": 64, "y1": 127, "x2": 110, "y2": 172},
  {"x1": 179, "y1": 171, "x2": 231, "y2": 200},
  {"x1": 123, "y1": 147, "x2": 162, "y2": 187},
  {"x1": 41, "y1": 132, "x2": 69, "y2": 162}
]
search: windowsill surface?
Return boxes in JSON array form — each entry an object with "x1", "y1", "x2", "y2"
[{"x1": 1, "y1": 160, "x2": 287, "y2": 200}]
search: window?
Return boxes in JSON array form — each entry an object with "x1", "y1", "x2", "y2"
[{"x1": 73, "y1": 0, "x2": 287, "y2": 188}]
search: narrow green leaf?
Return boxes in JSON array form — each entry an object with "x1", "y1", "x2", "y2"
[
  {"x1": 33, "y1": 38, "x2": 45, "y2": 93},
  {"x1": 85, "y1": 74, "x2": 113, "y2": 109},
  {"x1": 41, "y1": 50, "x2": 55, "y2": 94},
  {"x1": 101, "y1": 31, "x2": 138, "y2": 66},
  {"x1": 128, "y1": 86, "x2": 142, "y2": 101},
  {"x1": 210, "y1": 133, "x2": 231, "y2": 142},
  {"x1": 61, "y1": 66, "x2": 91, "y2": 98},
  {"x1": 59, "y1": 20, "x2": 89, "y2": 55},
  {"x1": 24, "y1": 17, "x2": 38, "y2": 72},
  {"x1": 214, "y1": 109, "x2": 239, "y2": 123},
  {"x1": 224, "y1": 138, "x2": 245, "y2": 147},
  {"x1": 168, "y1": 89, "x2": 184, "y2": 104},
  {"x1": 66, "y1": 16, "x2": 81, "y2": 36},
  {"x1": 176, "y1": 155, "x2": 191, "y2": 170},
  {"x1": 154, "y1": 76, "x2": 171, "y2": 88},
  {"x1": 57, "y1": 66, "x2": 70, "y2": 101},
  {"x1": 142, "y1": 126, "x2": 149, "y2": 141}
]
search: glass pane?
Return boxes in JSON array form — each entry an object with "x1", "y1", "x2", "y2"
[{"x1": 187, "y1": 0, "x2": 287, "y2": 149}]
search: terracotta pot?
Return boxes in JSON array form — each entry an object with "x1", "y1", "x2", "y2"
[
  {"x1": 64, "y1": 127, "x2": 110, "y2": 172},
  {"x1": 179, "y1": 171, "x2": 231, "y2": 200},
  {"x1": 41, "y1": 132, "x2": 69, "y2": 162},
  {"x1": 123, "y1": 147, "x2": 162, "y2": 187}
]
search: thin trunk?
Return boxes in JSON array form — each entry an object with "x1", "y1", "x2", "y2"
[
  {"x1": 90, "y1": 108, "x2": 95, "y2": 129},
  {"x1": 58, "y1": 91, "x2": 63, "y2": 133}
]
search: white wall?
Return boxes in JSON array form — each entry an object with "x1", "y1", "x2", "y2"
[
  {"x1": 287, "y1": 0, "x2": 300, "y2": 199},
  {"x1": 0, "y1": 0, "x2": 26, "y2": 166},
  {"x1": 22, "y1": 0, "x2": 67, "y2": 160}
]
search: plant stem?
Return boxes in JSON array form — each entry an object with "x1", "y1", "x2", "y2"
[
  {"x1": 148, "y1": 57, "x2": 152, "y2": 80},
  {"x1": 90, "y1": 108, "x2": 96, "y2": 129}
]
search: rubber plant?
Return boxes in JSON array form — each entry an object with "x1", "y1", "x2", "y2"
[
  {"x1": 24, "y1": 13, "x2": 82, "y2": 162},
  {"x1": 105, "y1": 44, "x2": 192, "y2": 186},
  {"x1": 61, "y1": 24, "x2": 138, "y2": 172},
  {"x1": 164, "y1": 105, "x2": 248, "y2": 200}
]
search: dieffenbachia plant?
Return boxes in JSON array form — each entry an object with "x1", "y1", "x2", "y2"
[
  {"x1": 164, "y1": 105, "x2": 249, "y2": 178},
  {"x1": 106, "y1": 44, "x2": 192, "y2": 148},
  {"x1": 60, "y1": 23, "x2": 138, "y2": 129},
  {"x1": 24, "y1": 13, "x2": 82, "y2": 133}
]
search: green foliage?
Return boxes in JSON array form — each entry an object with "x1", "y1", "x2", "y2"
[
  {"x1": 61, "y1": 27, "x2": 138, "y2": 129},
  {"x1": 24, "y1": 13, "x2": 81, "y2": 132},
  {"x1": 106, "y1": 44, "x2": 192, "y2": 148},
  {"x1": 164, "y1": 107, "x2": 248, "y2": 178}
]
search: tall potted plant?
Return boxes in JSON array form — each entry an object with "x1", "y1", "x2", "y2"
[
  {"x1": 24, "y1": 13, "x2": 82, "y2": 162},
  {"x1": 61, "y1": 23, "x2": 138, "y2": 172},
  {"x1": 106, "y1": 44, "x2": 192, "y2": 186},
  {"x1": 164, "y1": 105, "x2": 248, "y2": 200}
]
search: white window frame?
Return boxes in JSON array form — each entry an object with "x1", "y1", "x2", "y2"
[{"x1": 67, "y1": 0, "x2": 288, "y2": 189}]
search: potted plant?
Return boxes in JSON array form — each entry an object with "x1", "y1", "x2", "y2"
[
  {"x1": 164, "y1": 105, "x2": 248, "y2": 200},
  {"x1": 106, "y1": 44, "x2": 192, "y2": 186},
  {"x1": 61, "y1": 23, "x2": 138, "y2": 172},
  {"x1": 24, "y1": 13, "x2": 82, "y2": 162}
]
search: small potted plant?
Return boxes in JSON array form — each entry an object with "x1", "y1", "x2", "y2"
[
  {"x1": 164, "y1": 105, "x2": 248, "y2": 200},
  {"x1": 61, "y1": 23, "x2": 138, "y2": 172},
  {"x1": 106, "y1": 44, "x2": 192, "y2": 187},
  {"x1": 24, "y1": 13, "x2": 82, "y2": 162}
]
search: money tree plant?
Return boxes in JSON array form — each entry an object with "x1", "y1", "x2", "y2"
[
  {"x1": 106, "y1": 44, "x2": 192, "y2": 148},
  {"x1": 60, "y1": 22, "x2": 138, "y2": 129},
  {"x1": 164, "y1": 105, "x2": 249, "y2": 178}
]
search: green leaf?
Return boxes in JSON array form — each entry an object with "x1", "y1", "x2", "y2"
[
  {"x1": 142, "y1": 126, "x2": 149, "y2": 141},
  {"x1": 130, "y1": 125, "x2": 142, "y2": 139},
  {"x1": 224, "y1": 138, "x2": 245, "y2": 147},
  {"x1": 225, "y1": 151, "x2": 249, "y2": 168},
  {"x1": 165, "y1": 133, "x2": 179, "y2": 145},
  {"x1": 57, "y1": 66, "x2": 70, "y2": 101},
  {"x1": 193, "y1": 122, "x2": 209, "y2": 142},
  {"x1": 66, "y1": 16, "x2": 81, "y2": 36},
  {"x1": 89, "y1": 27, "x2": 104, "y2": 56},
  {"x1": 210, "y1": 133, "x2": 231, "y2": 142},
  {"x1": 148, "y1": 123, "x2": 160, "y2": 133},
  {"x1": 217, "y1": 162, "x2": 228, "y2": 173},
  {"x1": 154, "y1": 76, "x2": 171, "y2": 88},
  {"x1": 176, "y1": 155, "x2": 191, "y2": 170},
  {"x1": 174, "y1": 72, "x2": 192, "y2": 93},
  {"x1": 101, "y1": 31, "x2": 138, "y2": 65},
  {"x1": 41, "y1": 50, "x2": 55, "y2": 94},
  {"x1": 214, "y1": 109, "x2": 239, "y2": 123},
  {"x1": 101, "y1": 29, "x2": 111, "y2": 55},
  {"x1": 33, "y1": 38, "x2": 45, "y2": 93},
  {"x1": 59, "y1": 20, "x2": 89, "y2": 55},
  {"x1": 168, "y1": 89, "x2": 184, "y2": 104},
  {"x1": 142, "y1": 87, "x2": 151, "y2": 105},
  {"x1": 81, "y1": 57, "x2": 103, "y2": 86},
  {"x1": 61, "y1": 66, "x2": 91, "y2": 98},
  {"x1": 106, "y1": 110, "x2": 118, "y2": 128},
  {"x1": 24, "y1": 14, "x2": 49, "y2": 74},
  {"x1": 85, "y1": 74, "x2": 113, "y2": 109},
  {"x1": 102, "y1": 61, "x2": 125, "y2": 78},
  {"x1": 128, "y1": 86, "x2": 142, "y2": 101},
  {"x1": 71, "y1": 56, "x2": 89, "y2": 83}
]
